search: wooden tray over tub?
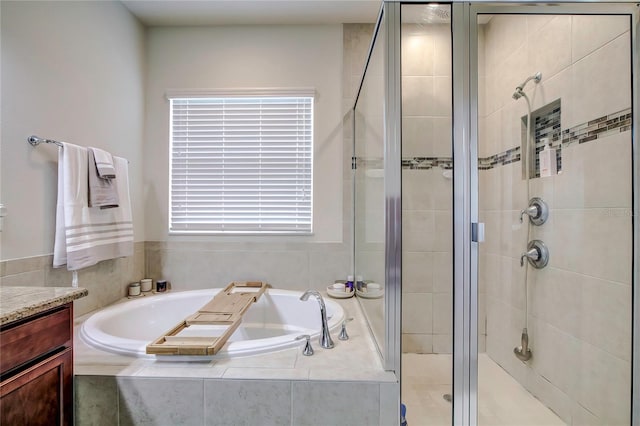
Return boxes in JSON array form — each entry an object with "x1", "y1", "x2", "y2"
[{"x1": 146, "y1": 281, "x2": 268, "y2": 356}]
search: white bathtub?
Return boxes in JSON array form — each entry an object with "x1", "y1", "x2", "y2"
[{"x1": 80, "y1": 288, "x2": 345, "y2": 360}]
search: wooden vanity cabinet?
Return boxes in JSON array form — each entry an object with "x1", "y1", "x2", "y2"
[{"x1": 0, "y1": 303, "x2": 74, "y2": 426}]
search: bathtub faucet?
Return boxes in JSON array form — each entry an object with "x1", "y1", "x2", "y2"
[{"x1": 299, "y1": 290, "x2": 334, "y2": 349}]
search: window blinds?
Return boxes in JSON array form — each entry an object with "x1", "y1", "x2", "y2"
[{"x1": 169, "y1": 96, "x2": 313, "y2": 234}]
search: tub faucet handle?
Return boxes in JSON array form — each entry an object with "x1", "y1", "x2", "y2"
[
  {"x1": 338, "y1": 318, "x2": 354, "y2": 341},
  {"x1": 295, "y1": 334, "x2": 314, "y2": 356}
]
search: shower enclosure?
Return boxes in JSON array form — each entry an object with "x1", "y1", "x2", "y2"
[{"x1": 353, "y1": 2, "x2": 638, "y2": 425}]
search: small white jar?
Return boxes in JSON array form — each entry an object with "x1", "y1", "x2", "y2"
[
  {"x1": 140, "y1": 278, "x2": 153, "y2": 292},
  {"x1": 128, "y1": 282, "x2": 141, "y2": 297}
]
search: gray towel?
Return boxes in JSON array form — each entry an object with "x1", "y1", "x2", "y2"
[
  {"x1": 88, "y1": 148, "x2": 119, "y2": 209},
  {"x1": 88, "y1": 147, "x2": 116, "y2": 179}
]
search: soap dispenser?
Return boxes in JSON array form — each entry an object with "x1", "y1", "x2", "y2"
[{"x1": 539, "y1": 138, "x2": 557, "y2": 177}]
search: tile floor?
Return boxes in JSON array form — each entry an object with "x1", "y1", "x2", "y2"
[{"x1": 402, "y1": 353, "x2": 566, "y2": 426}]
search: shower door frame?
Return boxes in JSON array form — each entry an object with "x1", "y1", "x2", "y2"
[
  {"x1": 376, "y1": 1, "x2": 639, "y2": 424},
  {"x1": 367, "y1": 1, "x2": 638, "y2": 424},
  {"x1": 464, "y1": 3, "x2": 639, "y2": 425}
]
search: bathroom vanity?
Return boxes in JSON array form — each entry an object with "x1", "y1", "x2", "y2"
[{"x1": 0, "y1": 286, "x2": 87, "y2": 425}]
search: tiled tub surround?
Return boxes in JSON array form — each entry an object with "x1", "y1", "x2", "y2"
[
  {"x1": 0, "y1": 242, "x2": 145, "y2": 317},
  {"x1": 74, "y1": 293, "x2": 398, "y2": 426},
  {"x1": 144, "y1": 241, "x2": 351, "y2": 293},
  {"x1": 479, "y1": 15, "x2": 632, "y2": 425}
]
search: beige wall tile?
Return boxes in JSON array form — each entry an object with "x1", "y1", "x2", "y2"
[
  {"x1": 118, "y1": 378, "x2": 204, "y2": 426},
  {"x1": 433, "y1": 24, "x2": 452, "y2": 77},
  {"x1": 432, "y1": 117, "x2": 453, "y2": 157},
  {"x1": 526, "y1": 15, "x2": 555, "y2": 36},
  {"x1": 528, "y1": 16, "x2": 572, "y2": 83},
  {"x1": 572, "y1": 15, "x2": 629, "y2": 63},
  {"x1": 573, "y1": 341, "x2": 631, "y2": 425},
  {"x1": 402, "y1": 333, "x2": 433, "y2": 354},
  {"x1": 0, "y1": 269, "x2": 45, "y2": 287},
  {"x1": 204, "y1": 380, "x2": 291, "y2": 425},
  {"x1": 403, "y1": 170, "x2": 434, "y2": 211},
  {"x1": 402, "y1": 76, "x2": 434, "y2": 117},
  {"x1": 432, "y1": 293, "x2": 452, "y2": 335},
  {"x1": 292, "y1": 382, "x2": 380, "y2": 426},
  {"x1": 402, "y1": 117, "x2": 434, "y2": 158},
  {"x1": 403, "y1": 210, "x2": 435, "y2": 252},
  {"x1": 552, "y1": 209, "x2": 632, "y2": 284},
  {"x1": 432, "y1": 334, "x2": 452, "y2": 354},
  {"x1": 569, "y1": 33, "x2": 631, "y2": 129},
  {"x1": 402, "y1": 251, "x2": 433, "y2": 293},
  {"x1": 432, "y1": 252, "x2": 453, "y2": 293},
  {"x1": 402, "y1": 292, "x2": 433, "y2": 334},
  {"x1": 402, "y1": 25, "x2": 435, "y2": 77},
  {"x1": 529, "y1": 320, "x2": 578, "y2": 394}
]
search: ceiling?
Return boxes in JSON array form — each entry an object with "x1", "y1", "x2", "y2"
[{"x1": 121, "y1": 0, "x2": 382, "y2": 26}]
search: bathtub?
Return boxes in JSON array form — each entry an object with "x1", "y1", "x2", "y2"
[{"x1": 80, "y1": 288, "x2": 345, "y2": 360}]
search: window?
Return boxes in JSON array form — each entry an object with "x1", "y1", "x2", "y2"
[{"x1": 168, "y1": 91, "x2": 313, "y2": 234}]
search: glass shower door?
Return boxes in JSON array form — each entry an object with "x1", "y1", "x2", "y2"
[
  {"x1": 400, "y1": 4, "x2": 454, "y2": 425},
  {"x1": 473, "y1": 7, "x2": 635, "y2": 426},
  {"x1": 353, "y1": 12, "x2": 387, "y2": 360}
]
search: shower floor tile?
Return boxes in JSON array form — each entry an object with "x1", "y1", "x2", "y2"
[{"x1": 402, "y1": 353, "x2": 566, "y2": 426}]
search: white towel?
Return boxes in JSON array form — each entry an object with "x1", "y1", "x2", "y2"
[
  {"x1": 88, "y1": 147, "x2": 116, "y2": 179},
  {"x1": 53, "y1": 143, "x2": 133, "y2": 271},
  {"x1": 88, "y1": 148, "x2": 119, "y2": 209}
]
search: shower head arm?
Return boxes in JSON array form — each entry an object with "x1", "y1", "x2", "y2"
[{"x1": 516, "y1": 72, "x2": 542, "y2": 91}]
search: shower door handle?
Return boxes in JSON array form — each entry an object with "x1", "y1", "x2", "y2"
[{"x1": 472, "y1": 222, "x2": 485, "y2": 243}]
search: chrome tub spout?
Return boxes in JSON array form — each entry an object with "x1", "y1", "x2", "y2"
[{"x1": 299, "y1": 290, "x2": 334, "y2": 349}]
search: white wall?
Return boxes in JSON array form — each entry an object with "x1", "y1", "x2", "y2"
[
  {"x1": 0, "y1": 0, "x2": 146, "y2": 260},
  {"x1": 0, "y1": 1, "x2": 146, "y2": 315},
  {"x1": 144, "y1": 25, "x2": 343, "y2": 243}
]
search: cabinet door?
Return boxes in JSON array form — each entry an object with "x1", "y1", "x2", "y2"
[{"x1": 0, "y1": 348, "x2": 73, "y2": 426}]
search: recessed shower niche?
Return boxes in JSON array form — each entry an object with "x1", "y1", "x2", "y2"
[{"x1": 520, "y1": 99, "x2": 562, "y2": 179}]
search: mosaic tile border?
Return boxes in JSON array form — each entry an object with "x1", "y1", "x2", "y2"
[
  {"x1": 478, "y1": 147, "x2": 521, "y2": 171},
  {"x1": 477, "y1": 107, "x2": 631, "y2": 171},
  {"x1": 357, "y1": 108, "x2": 632, "y2": 172},
  {"x1": 562, "y1": 108, "x2": 632, "y2": 147},
  {"x1": 402, "y1": 157, "x2": 453, "y2": 170}
]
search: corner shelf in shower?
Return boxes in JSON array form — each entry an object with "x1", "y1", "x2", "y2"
[{"x1": 146, "y1": 281, "x2": 268, "y2": 356}]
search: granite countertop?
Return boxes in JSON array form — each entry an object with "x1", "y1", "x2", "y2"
[{"x1": 0, "y1": 286, "x2": 88, "y2": 326}]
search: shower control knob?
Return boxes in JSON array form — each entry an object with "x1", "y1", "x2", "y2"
[
  {"x1": 520, "y1": 197, "x2": 549, "y2": 225},
  {"x1": 520, "y1": 240, "x2": 549, "y2": 269}
]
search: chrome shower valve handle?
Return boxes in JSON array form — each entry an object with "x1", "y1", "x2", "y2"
[
  {"x1": 519, "y1": 197, "x2": 549, "y2": 225},
  {"x1": 520, "y1": 240, "x2": 549, "y2": 269},
  {"x1": 519, "y1": 205, "x2": 539, "y2": 223},
  {"x1": 520, "y1": 248, "x2": 540, "y2": 266}
]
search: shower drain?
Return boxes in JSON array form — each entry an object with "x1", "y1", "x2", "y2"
[{"x1": 443, "y1": 394, "x2": 452, "y2": 403}]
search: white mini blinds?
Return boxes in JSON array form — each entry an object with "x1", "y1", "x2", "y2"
[{"x1": 169, "y1": 93, "x2": 313, "y2": 234}]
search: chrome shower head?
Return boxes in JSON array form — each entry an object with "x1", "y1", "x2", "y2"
[
  {"x1": 512, "y1": 72, "x2": 541, "y2": 102},
  {"x1": 512, "y1": 88, "x2": 524, "y2": 100}
]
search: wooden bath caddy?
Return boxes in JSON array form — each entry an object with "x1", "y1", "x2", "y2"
[{"x1": 146, "y1": 281, "x2": 268, "y2": 356}]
